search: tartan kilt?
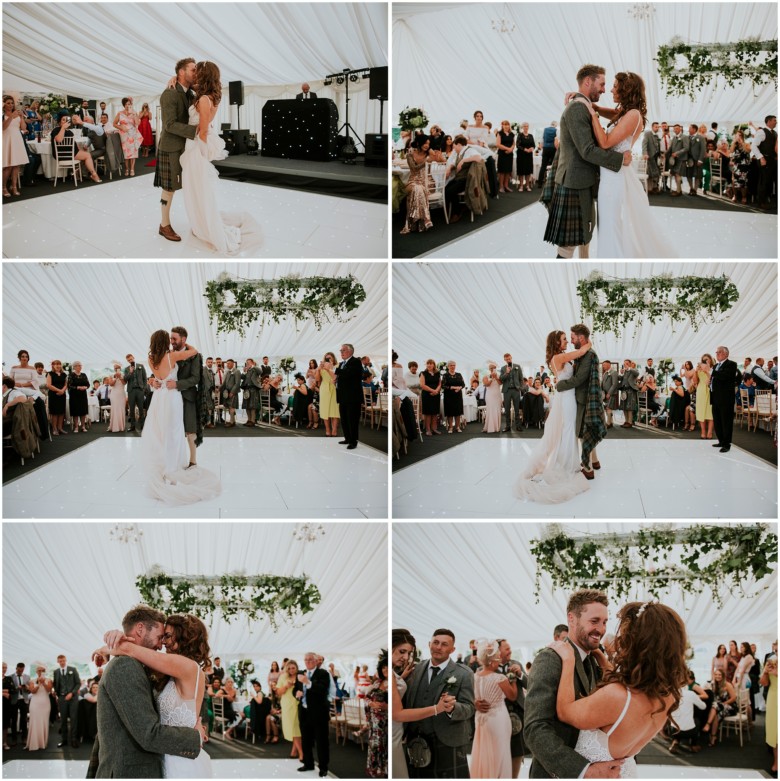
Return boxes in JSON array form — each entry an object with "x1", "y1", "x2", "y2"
[
  {"x1": 153, "y1": 149, "x2": 183, "y2": 191},
  {"x1": 543, "y1": 183, "x2": 595, "y2": 247}
]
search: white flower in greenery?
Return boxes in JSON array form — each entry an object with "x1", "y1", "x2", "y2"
[{"x1": 445, "y1": 675, "x2": 457, "y2": 690}]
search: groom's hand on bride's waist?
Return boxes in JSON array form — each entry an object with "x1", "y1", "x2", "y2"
[
  {"x1": 622, "y1": 151, "x2": 632, "y2": 166},
  {"x1": 585, "y1": 759, "x2": 625, "y2": 778},
  {"x1": 166, "y1": 379, "x2": 177, "y2": 390}
]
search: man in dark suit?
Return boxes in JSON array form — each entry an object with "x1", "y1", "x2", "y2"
[
  {"x1": 296, "y1": 83, "x2": 317, "y2": 100},
  {"x1": 167, "y1": 326, "x2": 203, "y2": 463},
  {"x1": 124, "y1": 354, "x2": 147, "y2": 433},
  {"x1": 710, "y1": 345, "x2": 741, "y2": 453},
  {"x1": 259, "y1": 356, "x2": 272, "y2": 379},
  {"x1": 335, "y1": 343, "x2": 363, "y2": 449},
  {"x1": 524, "y1": 589, "x2": 623, "y2": 779},
  {"x1": 500, "y1": 353, "x2": 524, "y2": 432},
  {"x1": 53, "y1": 655, "x2": 81, "y2": 747},
  {"x1": 10, "y1": 663, "x2": 30, "y2": 746},
  {"x1": 297, "y1": 652, "x2": 331, "y2": 776},
  {"x1": 212, "y1": 658, "x2": 225, "y2": 682}
]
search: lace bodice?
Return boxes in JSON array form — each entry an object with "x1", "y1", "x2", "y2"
[
  {"x1": 158, "y1": 678, "x2": 197, "y2": 728},
  {"x1": 155, "y1": 360, "x2": 178, "y2": 392},
  {"x1": 555, "y1": 362, "x2": 573, "y2": 383},
  {"x1": 606, "y1": 119, "x2": 641, "y2": 154},
  {"x1": 574, "y1": 688, "x2": 636, "y2": 778}
]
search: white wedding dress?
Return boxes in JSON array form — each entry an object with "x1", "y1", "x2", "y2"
[
  {"x1": 140, "y1": 356, "x2": 221, "y2": 505},
  {"x1": 597, "y1": 121, "x2": 677, "y2": 258},
  {"x1": 158, "y1": 672, "x2": 212, "y2": 778},
  {"x1": 574, "y1": 687, "x2": 636, "y2": 778},
  {"x1": 513, "y1": 362, "x2": 589, "y2": 504},
  {"x1": 180, "y1": 104, "x2": 261, "y2": 255}
]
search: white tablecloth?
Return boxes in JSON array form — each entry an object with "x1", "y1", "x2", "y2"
[
  {"x1": 29, "y1": 137, "x2": 92, "y2": 179},
  {"x1": 440, "y1": 390, "x2": 478, "y2": 423},
  {"x1": 87, "y1": 395, "x2": 101, "y2": 422}
]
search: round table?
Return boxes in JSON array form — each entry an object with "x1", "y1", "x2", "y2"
[{"x1": 28, "y1": 137, "x2": 92, "y2": 179}]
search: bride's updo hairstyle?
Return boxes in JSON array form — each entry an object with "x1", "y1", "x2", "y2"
[
  {"x1": 164, "y1": 613, "x2": 212, "y2": 668},
  {"x1": 195, "y1": 61, "x2": 222, "y2": 106},
  {"x1": 545, "y1": 330, "x2": 565, "y2": 370},
  {"x1": 600, "y1": 601, "x2": 688, "y2": 718},
  {"x1": 475, "y1": 638, "x2": 501, "y2": 667},
  {"x1": 610, "y1": 71, "x2": 647, "y2": 129},
  {"x1": 149, "y1": 329, "x2": 170, "y2": 370}
]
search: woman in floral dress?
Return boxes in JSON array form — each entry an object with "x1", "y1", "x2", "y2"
[
  {"x1": 729, "y1": 130, "x2": 751, "y2": 205},
  {"x1": 365, "y1": 654, "x2": 389, "y2": 778},
  {"x1": 113, "y1": 97, "x2": 142, "y2": 176},
  {"x1": 400, "y1": 134, "x2": 434, "y2": 234}
]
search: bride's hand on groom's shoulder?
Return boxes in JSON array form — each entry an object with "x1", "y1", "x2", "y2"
[
  {"x1": 103, "y1": 629, "x2": 134, "y2": 652},
  {"x1": 592, "y1": 647, "x2": 611, "y2": 671},
  {"x1": 547, "y1": 640, "x2": 573, "y2": 661},
  {"x1": 564, "y1": 91, "x2": 577, "y2": 105},
  {"x1": 166, "y1": 76, "x2": 177, "y2": 90}
]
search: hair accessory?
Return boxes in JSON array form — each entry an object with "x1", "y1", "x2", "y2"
[{"x1": 635, "y1": 600, "x2": 655, "y2": 618}]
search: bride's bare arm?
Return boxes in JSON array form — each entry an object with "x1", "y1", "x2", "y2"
[
  {"x1": 196, "y1": 96, "x2": 212, "y2": 143},
  {"x1": 592, "y1": 109, "x2": 641, "y2": 150},
  {"x1": 102, "y1": 634, "x2": 198, "y2": 682},
  {"x1": 171, "y1": 345, "x2": 199, "y2": 364},
  {"x1": 554, "y1": 342, "x2": 591, "y2": 373},
  {"x1": 391, "y1": 676, "x2": 454, "y2": 722}
]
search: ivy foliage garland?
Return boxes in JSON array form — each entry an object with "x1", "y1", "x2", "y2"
[
  {"x1": 204, "y1": 274, "x2": 366, "y2": 337},
  {"x1": 135, "y1": 571, "x2": 322, "y2": 629},
  {"x1": 530, "y1": 524, "x2": 777, "y2": 606},
  {"x1": 577, "y1": 272, "x2": 739, "y2": 337},
  {"x1": 656, "y1": 37, "x2": 778, "y2": 100}
]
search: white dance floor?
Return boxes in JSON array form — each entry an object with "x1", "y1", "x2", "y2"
[
  {"x1": 2, "y1": 175, "x2": 387, "y2": 258},
  {"x1": 3, "y1": 437, "x2": 387, "y2": 519},
  {"x1": 420, "y1": 201, "x2": 777, "y2": 259},
  {"x1": 393, "y1": 438, "x2": 776, "y2": 518},
  {"x1": 1, "y1": 758, "x2": 335, "y2": 778},
  {"x1": 517, "y1": 764, "x2": 767, "y2": 779}
]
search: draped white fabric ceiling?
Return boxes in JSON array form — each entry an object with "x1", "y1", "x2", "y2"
[
  {"x1": 3, "y1": 2, "x2": 389, "y2": 140},
  {"x1": 393, "y1": 523, "x2": 778, "y2": 679},
  {"x1": 3, "y1": 522, "x2": 388, "y2": 661},
  {"x1": 393, "y1": 2, "x2": 778, "y2": 130},
  {"x1": 2, "y1": 262, "x2": 387, "y2": 373},
  {"x1": 393, "y1": 263, "x2": 777, "y2": 373}
]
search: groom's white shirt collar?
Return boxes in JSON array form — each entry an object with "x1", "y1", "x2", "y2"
[{"x1": 569, "y1": 638, "x2": 590, "y2": 661}]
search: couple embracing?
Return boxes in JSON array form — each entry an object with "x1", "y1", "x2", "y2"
[{"x1": 525, "y1": 588, "x2": 689, "y2": 778}]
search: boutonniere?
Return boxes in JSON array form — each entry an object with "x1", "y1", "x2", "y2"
[
  {"x1": 506, "y1": 672, "x2": 517, "y2": 682},
  {"x1": 445, "y1": 675, "x2": 457, "y2": 690}
]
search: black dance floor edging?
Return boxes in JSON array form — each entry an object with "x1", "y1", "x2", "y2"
[
  {"x1": 2, "y1": 418, "x2": 388, "y2": 484},
  {"x1": 393, "y1": 416, "x2": 777, "y2": 471},
  {"x1": 215, "y1": 153, "x2": 387, "y2": 202}
]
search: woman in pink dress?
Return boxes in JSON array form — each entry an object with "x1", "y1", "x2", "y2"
[
  {"x1": 2, "y1": 95, "x2": 29, "y2": 196},
  {"x1": 25, "y1": 664, "x2": 52, "y2": 751},
  {"x1": 107, "y1": 362, "x2": 127, "y2": 432},
  {"x1": 138, "y1": 102, "x2": 154, "y2": 156},
  {"x1": 471, "y1": 639, "x2": 516, "y2": 778},
  {"x1": 482, "y1": 362, "x2": 503, "y2": 433},
  {"x1": 113, "y1": 97, "x2": 142, "y2": 176}
]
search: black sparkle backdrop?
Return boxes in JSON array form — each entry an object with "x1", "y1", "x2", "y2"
[{"x1": 261, "y1": 98, "x2": 338, "y2": 161}]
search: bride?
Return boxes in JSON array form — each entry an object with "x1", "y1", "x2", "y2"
[
  {"x1": 514, "y1": 330, "x2": 592, "y2": 503},
  {"x1": 100, "y1": 614, "x2": 213, "y2": 778},
  {"x1": 549, "y1": 601, "x2": 689, "y2": 778},
  {"x1": 179, "y1": 61, "x2": 260, "y2": 254},
  {"x1": 572, "y1": 72, "x2": 676, "y2": 258},
  {"x1": 141, "y1": 330, "x2": 221, "y2": 504}
]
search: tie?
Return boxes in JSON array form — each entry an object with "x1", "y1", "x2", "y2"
[
  {"x1": 585, "y1": 656, "x2": 595, "y2": 692},
  {"x1": 430, "y1": 665, "x2": 440, "y2": 684}
]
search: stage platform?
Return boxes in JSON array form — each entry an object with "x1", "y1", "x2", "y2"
[
  {"x1": 216, "y1": 153, "x2": 387, "y2": 201},
  {"x1": 3, "y1": 437, "x2": 388, "y2": 519},
  {"x1": 392, "y1": 438, "x2": 776, "y2": 518}
]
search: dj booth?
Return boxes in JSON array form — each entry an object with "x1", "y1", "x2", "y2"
[{"x1": 261, "y1": 98, "x2": 338, "y2": 162}]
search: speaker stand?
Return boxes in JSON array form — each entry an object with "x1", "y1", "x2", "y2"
[{"x1": 378, "y1": 99, "x2": 386, "y2": 134}]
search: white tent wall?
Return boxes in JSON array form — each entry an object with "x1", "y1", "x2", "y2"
[
  {"x1": 393, "y1": 262, "x2": 778, "y2": 375},
  {"x1": 392, "y1": 2, "x2": 777, "y2": 133},
  {"x1": 3, "y1": 2, "x2": 388, "y2": 142},
  {"x1": 393, "y1": 523, "x2": 778, "y2": 683},
  {"x1": 2, "y1": 522, "x2": 388, "y2": 663},
  {"x1": 2, "y1": 262, "x2": 388, "y2": 376}
]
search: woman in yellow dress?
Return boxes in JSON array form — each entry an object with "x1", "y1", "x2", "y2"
[
  {"x1": 316, "y1": 351, "x2": 340, "y2": 438},
  {"x1": 761, "y1": 654, "x2": 777, "y2": 774},
  {"x1": 275, "y1": 659, "x2": 303, "y2": 761},
  {"x1": 694, "y1": 353, "x2": 714, "y2": 439}
]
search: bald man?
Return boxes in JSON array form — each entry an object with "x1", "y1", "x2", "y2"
[{"x1": 296, "y1": 83, "x2": 317, "y2": 100}]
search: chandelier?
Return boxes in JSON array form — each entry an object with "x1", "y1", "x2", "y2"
[
  {"x1": 292, "y1": 524, "x2": 325, "y2": 543},
  {"x1": 491, "y1": 18, "x2": 516, "y2": 34},
  {"x1": 628, "y1": 3, "x2": 655, "y2": 21},
  {"x1": 109, "y1": 523, "x2": 144, "y2": 544}
]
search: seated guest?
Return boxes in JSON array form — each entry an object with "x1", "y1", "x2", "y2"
[
  {"x1": 96, "y1": 377, "x2": 111, "y2": 406},
  {"x1": 51, "y1": 112, "x2": 102, "y2": 183},
  {"x1": 24, "y1": 101, "x2": 42, "y2": 139},
  {"x1": 296, "y1": 83, "x2": 317, "y2": 100},
  {"x1": 472, "y1": 378, "x2": 486, "y2": 406},
  {"x1": 2, "y1": 376, "x2": 29, "y2": 436},
  {"x1": 669, "y1": 683, "x2": 707, "y2": 754},
  {"x1": 264, "y1": 374, "x2": 284, "y2": 423},
  {"x1": 639, "y1": 372, "x2": 661, "y2": 424},
  {"x1": 442, "y1": 135, "x2": 454, "y2": 157},
  {"x1": 400, "y1": 134, "x2": 434, "y2": 234},
  {"x1": 404, "y1": 362, "x2": 421, "y2": 395},
  {"x1": 428, "y1": 125, "x2": 445, "y2": 152},
  {"x1": 394, "y1": 130, "x2": 411, "y2": 153},
  {"x1": 668, "y1": 375, "x2": 691, "y2": 430},
  {"x1": 523, "y1": 377, "x2": 547, "y2": 428},
  {"x1": 362, "y1": 355, "x2": 378, "y2": 400},
  {"x1": 496, "y1": 120, "x2": 516, "y2": 193},
  {"x1": 738, "y1": 375, "x2": 756, "y2": 406},
  {"x1": 444, "y1": 134, "x2": 488, "y2": 223}
]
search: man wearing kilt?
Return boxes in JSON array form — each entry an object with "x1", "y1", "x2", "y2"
[
  {"x1": 541, "y1": 64, "x2": 632, "y2": 258},
  {"x1": 155, "y1": 57, "x2": 199, "y2": 242}
]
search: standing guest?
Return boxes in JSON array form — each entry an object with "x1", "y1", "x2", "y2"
[
  {"x1": 25, "y1": 663, "x2": 52, "y2": 751},
  {"x1": 496, "y1": 120, "x2": 515, "y2": 193},
  {"x1": 668, "y1": 123, "x2": 689, "y2": 197},
  {"x1": 601, "y1": 360, "x2": 620, "y2": 428},
  {"x1": 297, "y1": 652, "x2": 331, "y2": 776},
  {"x1": 107, "y1": 362, "x2": 127, "y2": 432},
  {"x1": 68, "y1": 361, "x2": 90, "y2": 433},
  {"x1": 53, "y1": 655, "x2": 80, "y2": 748},
  {"x1": 711, "y1": 346, "x2": 741, "y2": 453},
  {"x1": 538, "y1": 120, "x2": 558, "y2": 187},
  {"x1": 292, "y1": 373, "x2": 312, "y2": 426},
  {"x1": 9, "y1": 663, "x2": 30, "y2": 748},
  {"x1": 668, "y1": 375, "x2": 691, "y2": 430},
  {"x1": 202, "y1": 357, "x2": 216, "y2": 428},
  {"x1": 306, "y1": 359, "x2": 318, "y2": 384},
  {"x1": 499, "y1": 353, "x2": 523, "y2": 432},
  {"x1": 749, "y1": 644, "x2": 762, "y2": 721},
  {"x1": 733, "y1": 642, "x2": 756, "y2": 717},
  {"x1": 2, "y1": 662, "x2": 13, "y2": 750},
  {"x1": 212, "y1": 657, "x2": 225, "y2": 682},
  {"x1": 620, "y1": 359, "x2": 640, "y2": 428},
  {"x1": 471, "y1": 639, "x2": 516, "y2": 778},
  {"x1": 34, "y1": 362, "x2": 48, "y2": 398},
  {"x1": 400, "y1": 134, "x2": 434, "y2": 234},
  {"x1": 296, "y1": 83, "x2": 317, "y2": 100},
  {"x1": 114, "y1": 97, "x2": 142, "y2": 176},
  {"x1": 419, "y1": 359, "x2": 442, "y2": 436},
  {"x1": 516, "y1": 123, "x2": 535, "y2": 191},
  {"x1": 24, "y1": 101, "x2": 42, "y2": 139},
  {"x1": 680, "y1": 360, "x2": 697, "y2": 430},
  {"x1": 760, "y1": 653, "x2": 778, "y2": 773},
  {"x1": 335, "y1": 344, "x2": 363, "y2": 450},
  {"x1": 686, "y1": 123, "x2": 706, "y2": 196},
  {"x1": 751, "y1": 115, "x2": 777, "y2": 210},
  {"x1": 47, "y1": 360, "x2": 68, "y2": 435},
  {"x1": 729, "y1": 130, "x2": 751, "y2": 204},
  {"x1": 268, "y1": 662, "x2": 281, "y2": 695},
  {"x1": 2, "y1": 95, "x2": 29, "y2": 196},
  {"x1": 277, "y1": 660, "x2": 304, "y2": 761},
  {"x1": 441, "y1": 361, "x2": 465, "y2": 434},
  {"x1": 241, "y1": 358, "x2": 263, "y2": 427},
  {"x1": 495, "y1": 640, "x2": 527, "y2": 778},
  {"x1": 222, "y1": 359, "x2": 241, "y2": 427},
  {"x1": 404, "y1": 362, "x2": 421, "y2": 395},
  {"x1": 138, "y1": 103, "x2": 154, "y2": 156},
  {"x1": 315, "y1": 352, "x2": 340, "y2": 438},
  {"x1": 365, "y1": 654, "x2": 389, "y2": 778},
  {"x1": 642, "y1": 121, "x2": 661, "y2": 192},
  {"x1": 482, "y1": 362, "x2": 503, "y2": 433},
  {"x1": 124, "y1": 354, "x2": 147, "y2": 432},
  {"x1": 51, "y1": 112, "x2": 102, "y2": 183},
  {"x1": 726, "y1": 640, "x2": 741, "y2": 682}
]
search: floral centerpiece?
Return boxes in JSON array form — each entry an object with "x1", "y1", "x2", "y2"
[{"x1": 398, "y1": 106, "x2": 429, "y2": 132}]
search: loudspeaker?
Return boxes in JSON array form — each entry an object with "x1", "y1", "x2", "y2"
[
  {"x1": 364, "y1": 133, "x2": 388, "y2": 167},
  {"x1": 228, "y1": 81, "x2": 244, "y2": 106},
  {"x1": 369, "y1": 67, "x2": 388, "y2": 100},
  {"x1": 228, "y1": 129, "x2": 249, "y2": 155}
]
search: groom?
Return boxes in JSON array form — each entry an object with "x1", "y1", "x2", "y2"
[
  {"x1": 87, "y1": 605, "x2": 202, "y2": 778},
  {"x1": 542, "y1": 64, "x2": 633, "y2": 258},
  {"x1": 555, "y1": 324, "x2": 607, "y2": 480},
  {"x1": 524, "y1": 589, "x2": 623, "y2": 779},
  {"x1": 155, "y1": 57, "x2": 198, "y2": 242},
  {"x1": 166, "y1": 326, "x2": 204, "y2": 466}
]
